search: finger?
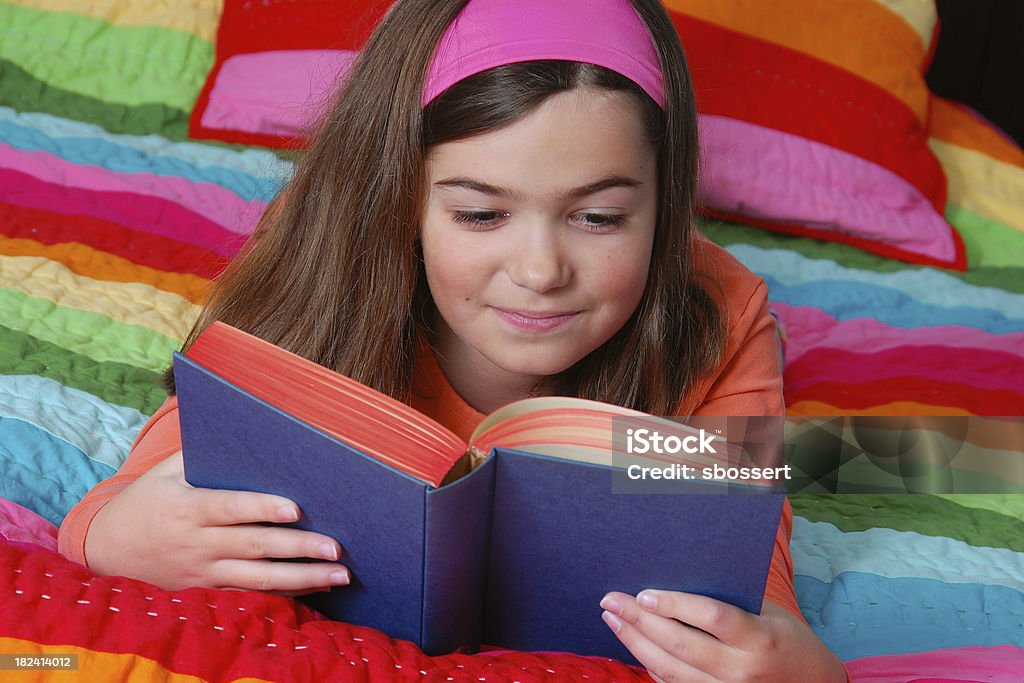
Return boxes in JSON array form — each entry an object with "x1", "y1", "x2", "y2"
[
  {"x1": 213, "y1": 524, "x2": 343, "y2": 562},
  {"x1": 212, "y1": 558, "x2": 352, "y2": 593},
  {"x1": 195, "y1": 488, "x2": 303, "y2": 527},
  {"x1": 635, "y1": 589, "x2": 760, "y2": 649},
  {"x1": 600, "y1": 605, "x2": 716, "y2": 683},
  {"x1": 601, "y1": 592, "x2": 725, "y2": 678}
]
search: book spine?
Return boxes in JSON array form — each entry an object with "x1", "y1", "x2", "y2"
[{"x1": 419, "y1": 456, "x2": 496, "y2": 654}]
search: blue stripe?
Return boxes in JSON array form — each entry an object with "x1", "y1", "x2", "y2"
[
  {"x1": 761, "y1": 276, "x2": 1024, "y2": 333},
  {"x1": 0, "y1": 417, "x2": 116, "y2": 527},
  {"x1": 0, "y1": 375, "x2": 147, "y2": 472},
  {"x1": 729, "y1": 243, "x2": 1024, "y2": 320},
  {"x1": 796, "y1": 572, "x2": 1024, "y2": 661},
  {"x1": 0, "y1": 118, "x2": 285, "y2": 202}
]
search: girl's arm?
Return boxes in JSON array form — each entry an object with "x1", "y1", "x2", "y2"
[
  {"x1": 602, "y1": 251, "x2": 848, "y2": 680},
  {"x1": 58, "y1": 397, "x2": 351, "y2": 593}
]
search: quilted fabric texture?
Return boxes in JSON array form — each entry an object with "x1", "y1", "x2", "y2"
[{"x1": 1, "y1": 0, "x2": 1023, "y2": 680}]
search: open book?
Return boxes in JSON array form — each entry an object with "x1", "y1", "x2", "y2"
[{"x1": 175, "y1": 322, "x2": 783, "y2": 662}]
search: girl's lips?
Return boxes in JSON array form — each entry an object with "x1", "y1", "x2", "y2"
[{"x1": 492, "y1": 308, "x2": 580, "y2": 332}]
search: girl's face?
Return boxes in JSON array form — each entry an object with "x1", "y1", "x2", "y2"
[{"x1": 421, "y1": 87, "x2": 658, "y2": 404}]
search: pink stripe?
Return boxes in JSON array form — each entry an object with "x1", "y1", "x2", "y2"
[
  {"x1": 697, "y1": 114, "x2": 955, "y2": 263},
  {"x1": 0, "y1": 143, "x2": 265, "y2": 235},
  {"x1": 0, "y1": 498, "x2": 57, "y2": 552},
  {"x1": 0, "y1": 168, "x2": 248, "y2": 257},
  {"x1": 771, "y1": 303, "x2": 1024, "y2": 364},
  {"x1": 845, "y1": 645, "x2": 1024, "y2": 682},
  {"x1": 202, "y1": 50, "x2": 357, "y2": 136}
]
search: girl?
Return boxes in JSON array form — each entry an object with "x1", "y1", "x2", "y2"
[{"x1": 59, "y1": 0, "x2": 847, "y2": 679}]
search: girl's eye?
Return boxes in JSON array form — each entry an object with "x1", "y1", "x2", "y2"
[
  {"x1": 451, "y1": 210, "x2": 508, "y2": 228},
  {"x1": 449, "y1": 210, "x2": 626, "y2": 231},
  {"x1": 575, "y1": 213, "x2": 626, "y2": 232}
]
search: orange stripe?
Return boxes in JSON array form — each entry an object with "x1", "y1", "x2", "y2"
[
  {"x1": 928, "y1": 96, "x2": 1024, "y2": 169},
  {"x1": 787, "y1": 400, "x2": 974, "y2": 417},
  {"x1": 665, "y1": 0, "x2": 930, "y2": 121},
  {"x1": 0, "y1": 638, "x2": 213, "y2": 682},
  {"x1": 0, "y1": 236, "x2": 212, "y2": 304}
]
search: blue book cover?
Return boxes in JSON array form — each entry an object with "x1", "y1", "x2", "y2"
[{"x1": 174, "y1": 352, "x2": 783, "y2": 663}]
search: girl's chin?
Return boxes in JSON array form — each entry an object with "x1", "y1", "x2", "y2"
[{"x1": 485, "y1": 350, "x2": 585, "y2": 380}]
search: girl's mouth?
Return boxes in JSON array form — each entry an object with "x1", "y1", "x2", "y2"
[{"x1": 492, "y1": 308, "x2": 581, "y2": 332}]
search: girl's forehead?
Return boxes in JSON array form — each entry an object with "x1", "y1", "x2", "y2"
[{"x1": 426, "y1": 89, "x2": 653, "y2": 167}]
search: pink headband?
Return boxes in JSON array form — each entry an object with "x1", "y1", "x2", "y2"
[{"x1": 422, "y1": 0, "x2": 665, "y2": 108}]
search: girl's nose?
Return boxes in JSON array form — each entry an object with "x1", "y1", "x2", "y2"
[{"x1": 507, "y1": 224, "x2": 571, "y2": 293}]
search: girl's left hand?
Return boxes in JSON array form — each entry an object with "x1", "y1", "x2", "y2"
[{"x1": 600, "y1": 590, "x2": 847, "y2": 682}]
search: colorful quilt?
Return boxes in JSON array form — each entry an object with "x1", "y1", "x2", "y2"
[{"x1": 1, "y1": 0, "x2": 1023, "y2": 680}]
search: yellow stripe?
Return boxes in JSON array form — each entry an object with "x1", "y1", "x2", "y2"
[
  {"x1": 4, "y1": 0, "x2": 222, "y2": 42},
  {"x1": 930, "y1": 139, "x2": 1024, "y2": 232},
  {"x1": 664, "y1": 0, "x2": 930, "y2": 121},
  {"x1": 0, "y1": 637, "x2": 208, "y2": 682},
  {"x1": 0, "y1": 236, "x2": 214, "y2": 304},
  {"x1": 929, "y1": 96, "x2": 1024, "y2": 169},
  {"x1": 787, "y1": 400, "x2": 974, "y2": 417},
  {"x1": 869, "y1": 0, "x2": 937, "y2": 51},
  {"x1": 0, "y1": 254, "x2": 200, "y2": 340}
]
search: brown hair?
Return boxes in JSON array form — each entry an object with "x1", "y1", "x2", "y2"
[{"x1": 167, "y1": 0, "x2": 725, "y2": 416}]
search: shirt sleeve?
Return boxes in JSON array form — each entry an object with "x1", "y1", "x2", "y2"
[
  {"x1": 690, "y1": 278, "x2": 785, "y2": 419},
  {"x1": 686, "y1": 260, "x2": 803, "y2": 621},
  {"x1": 57, "y1": 396, "x2": 182, "y2": 566}
]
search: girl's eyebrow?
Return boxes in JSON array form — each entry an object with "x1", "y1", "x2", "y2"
[{"x1": 433, "y1": 174, "x2": 643, "y2": 202}]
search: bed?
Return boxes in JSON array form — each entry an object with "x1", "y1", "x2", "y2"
[{"x1": 1, "y1": 0, "x2": 1022, "y2": 680}]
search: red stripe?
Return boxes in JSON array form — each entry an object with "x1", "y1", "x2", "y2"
[
  {"x1": 786, "y1": 346, "x2": 1024, "y2": 396},
  {"x1": 786, "y1": 377, "x2": 1023, "y2": 416},
  {"x1": 700, "y1": 207, "x2": 966, "y2": 271},
  {"x1": 0, "y1": 200, "x2": 229, "y2": 279},
  {"x1": 0, "y1": 168, "x2": 249, "y2": 257},
  {"x1": 671, "y1": 14, "x2": 947, "y2": 212}
]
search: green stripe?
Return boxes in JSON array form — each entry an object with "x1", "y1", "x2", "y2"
[
  {"x1": 0, "y1": 3, "x2": 212, "y2": 111},
  {"x1": 703, "y1": 219, "x2": 1024, "y2": 294},
  {"x1": 0, "y1": 287, "x2": 180, "y2": 371},
  {"x1": 946, "y1": 203, "x2": 1024, "y2": 269},
  {"x1": 790, "y1": 493, "x2": 1024, "y2": 552},
  {"x1": 0, "y1": 56, "x2": 191, "y2": 140},
  {"x1": 934, "y1": 493, "x2": 1024, "y2": 521},
  {"x1": 0, "y1": 57, "x2": 298, "y2": 157},
  {"x1": 0, "y1": 324, "x2": 166, "y2": 414},
  {"x1": 830, "y1": 456, "x2": 1024, "y2": 494}
]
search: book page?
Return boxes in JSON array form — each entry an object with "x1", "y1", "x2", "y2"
[
  {"x1": 187, "y1": 322, "x2": 467, "y2": 486},
  {"x1": 469, "y1": 397, "x2": 740, "y2": 469}
]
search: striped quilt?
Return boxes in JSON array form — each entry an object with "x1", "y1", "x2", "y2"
[{"x1": 1, "y1": 0, "x2": 1023, "y2": 680}]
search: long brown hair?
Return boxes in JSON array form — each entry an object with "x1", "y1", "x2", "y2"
[{"x1": 167, "y1": 0, "x2": 725, "y2": 416}]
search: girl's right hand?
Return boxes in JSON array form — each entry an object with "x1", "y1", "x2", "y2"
[{"x1": 84, "y1": 451, "x2": 350, "y2": 594}]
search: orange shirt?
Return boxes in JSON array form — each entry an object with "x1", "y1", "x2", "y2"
[{"x1": 58, "y1": 238, "x2": 801, "y2": 620}]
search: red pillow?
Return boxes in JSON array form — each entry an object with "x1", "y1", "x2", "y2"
[{"x1": 190, "y1": 0, "x2": 965, "y2": 270}]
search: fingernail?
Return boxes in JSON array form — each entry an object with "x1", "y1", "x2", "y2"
[
  {"x1": 277, "y1": 505, "x2": 299, "y2": 522},
  {"x1": 637, "y1": 590, "x2": 659, "y2": 609},
  {"x1": 329, "y1": 570, "x2": 350, "y2": 585},
  {"x1": 602, "y1": 611, "x2": 623, "y2": 634},
  {"x1": 599, "y1": 595, "x2": 622, "y2": 614},
  {"x1": 319, "y1": 543, "x2": 339, "y2": 561}
]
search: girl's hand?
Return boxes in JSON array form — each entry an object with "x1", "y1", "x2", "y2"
[
  {"x1": 600, "y1": 590, "x2": 847, "y2": 682},
  {"x1": 85, "y1": 451, "x2": 351, "y2": 594}
]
